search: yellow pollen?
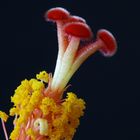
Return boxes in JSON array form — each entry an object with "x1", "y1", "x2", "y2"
[{"x1": 0, "y1": 111, "x2": 8, "y2": 122}]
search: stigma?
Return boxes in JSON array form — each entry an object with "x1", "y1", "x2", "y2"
[{"x1": 45, "y1": 7, "x2": 117, "y2": 98}]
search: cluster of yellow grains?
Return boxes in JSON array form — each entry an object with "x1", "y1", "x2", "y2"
[
  {"x1": 0, "y1": 110, "x2": 8, "y2": 122},
  {"x1": 40, "y1": 92, "x2": 85, "y2": 140},
  {"x1": 4, "y1": 71, "x2": 85, "y2": 140}
]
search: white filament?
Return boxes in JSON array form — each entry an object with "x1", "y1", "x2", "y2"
[
  {"x1": 51, "y1": 22, "x2": 66, "y2": 89},
  {"x1": 51, "y1": 37, "x2": 80, "y2": 91},
  {"x1": 1, "y1": 119, "x2": 9, "y2": 140}
]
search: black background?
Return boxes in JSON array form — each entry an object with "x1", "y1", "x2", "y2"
[{"x1": 0, "y1": 0, "x2": 140, "y2": 140}]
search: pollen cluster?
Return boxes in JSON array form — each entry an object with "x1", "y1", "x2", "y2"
[
  {"x1": 8, "y1": 71, "x2": 85, "y2": 140},
  {"x1": 0, "y1": 111, "x2": 8, "y2": 122}
]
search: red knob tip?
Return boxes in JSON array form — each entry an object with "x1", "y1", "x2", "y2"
[
  {"x1": 45, "y1": 7, "x2": 70, "y2": 21},
  {"x1": 69, "y1": 16, "x2": 86, "y2": 23},
  {"x1": 64, "y1": 22, "x2": 93, "y2": 39},
  {"x1": 97, "y1": 29, "x2": 117, "y2": 57}
]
